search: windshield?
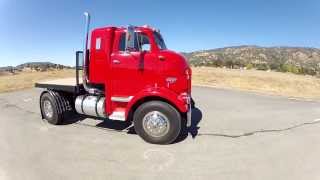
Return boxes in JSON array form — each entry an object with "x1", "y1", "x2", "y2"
[{"x1": 153, "y1": 31, "x2": 167, "y2": 50}]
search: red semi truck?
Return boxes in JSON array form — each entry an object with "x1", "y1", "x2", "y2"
[{"x1": 35, "y1": 12, "x2": 193, "y2": 144}]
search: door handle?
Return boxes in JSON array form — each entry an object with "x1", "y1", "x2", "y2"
[{"x1": 113, "y1": 59, "x2": 121, "y2": 64}]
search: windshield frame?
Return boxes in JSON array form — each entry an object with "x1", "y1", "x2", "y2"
[{"x1": 153, "y1": 31, "x2": 167, "y2": 50}]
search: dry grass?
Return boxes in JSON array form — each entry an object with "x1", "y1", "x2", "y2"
[
  {"x1": 1, "y1": 67, "x2": 320, "y2": 100},
  {"x1": 0, "y1": 69, "x2": 75, "y2": 93},
  {"x1": 192, "y1": 67, "x2": 320, "y2": 100}
]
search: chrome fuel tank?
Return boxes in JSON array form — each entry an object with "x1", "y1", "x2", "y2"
[{"x1": 75, "y1": 95, "x2": 106, "y2": 118}]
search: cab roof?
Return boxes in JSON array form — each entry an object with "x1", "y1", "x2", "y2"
[{"x1": 93, "y1": 25, "x2": 159, "y2": 33}]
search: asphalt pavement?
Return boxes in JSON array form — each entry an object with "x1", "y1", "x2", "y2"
[{"x1": 0, "y1": 86, "x2": 320, "y2": 180}]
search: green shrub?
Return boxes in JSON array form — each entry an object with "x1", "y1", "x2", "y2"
[
  {"x1": 280, "y1": 64, "x2": 290, "y2": 72},
  {"x1": 246, "y1": 63, "x2": 253, "y2": 70},
  {"x1": 269, "y1": 63, "x2": 281, "y2": 71},
  {"x1": 214, "y1": 59, "x2": 223, "y2": 67},
  {"x1": 290, "y1": 66, "x2": 300, "y2": 74},
  {"x1": 256, "y1": 64, "x2": 269, "y2": 71}
]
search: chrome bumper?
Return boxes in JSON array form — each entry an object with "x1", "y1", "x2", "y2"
[{"x1": 186, "y1": 96, "x2": 192, "y2": 127}]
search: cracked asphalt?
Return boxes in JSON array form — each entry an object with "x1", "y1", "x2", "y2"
[{"x1": 1, "y1": 86, "x2": 320, "y2": 180}]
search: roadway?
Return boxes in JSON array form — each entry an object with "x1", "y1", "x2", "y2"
[{"x1": 0, "y1": 86, "x2": 320, "y2": 180}]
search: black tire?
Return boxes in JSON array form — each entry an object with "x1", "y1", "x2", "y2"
[
  {"x1": 40, "y1": 92, "x2": 62, "y2": 125},
  {"x1": 134, "y1": 101, "x2": 181, "y2": 144}
]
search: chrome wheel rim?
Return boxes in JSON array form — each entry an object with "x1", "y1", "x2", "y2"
[
  {"x1": 43, "y1": 100, "x2": 53, "y2": 119},
  {"x1": 142, "y1": 111, "x2": 170, "y2": 137}
]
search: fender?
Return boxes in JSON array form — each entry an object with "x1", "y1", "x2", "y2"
[{"x1": 125, "y1": 86, "x2": 188, "y2": 118}]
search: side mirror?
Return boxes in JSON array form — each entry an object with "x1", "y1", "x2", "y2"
[
  {"x1": 76, "y1": 51, "x2": 83, "y2": 70},
  {"x1": 125, "y1": 26, "x2": 136, "y2": 51}
]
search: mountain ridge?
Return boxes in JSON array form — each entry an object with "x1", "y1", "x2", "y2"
[
  {"x1": 183, "y1": 46, "x2": 320, "y2": 76},
  {"x1": 183, "y1": 45, "x2": 319, "y2": 54},
  {"x1": 2, "y1": 45, "x2": 320, "y2": 76},
  {"x1": 0, "y1": 62, "x2": 71, "y2": 74}
]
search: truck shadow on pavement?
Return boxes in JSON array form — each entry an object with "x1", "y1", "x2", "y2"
[
  {"x1": 62, "y1": 113, "x2": 132, "y2": 131},
  {"x1": 62, "y1": 107, "x2": 203, "y2": 144}
]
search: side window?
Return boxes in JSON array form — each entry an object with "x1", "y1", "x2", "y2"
[
  {"x1": 119, "y1": 33, "x2": 126, "y2": 51},
  {"x1": 139, "y1": 33, "x2": 151, "y2": 51},
  {"x1": 118, "y1": 32, "x2": 139, "y2": 51},
  {"x1": 118, "y1": 32, "x2": 151, "y2": 52}
]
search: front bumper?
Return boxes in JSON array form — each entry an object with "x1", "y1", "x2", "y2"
[
  {"x1": 177, "y1": 92, "x2": 192, "y2": 127},
  {"x1": 187, "y1": 102, "x2": 192, "y2": 127}
]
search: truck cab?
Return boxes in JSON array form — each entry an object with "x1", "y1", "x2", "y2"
[
  {"x1": 36, "y1": 13, "x2": 192, "y2": 144},
  {"x1": 88, "y1": 26, "x2": 191, "y2": 120}
]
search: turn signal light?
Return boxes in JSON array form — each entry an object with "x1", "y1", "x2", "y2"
[{"x1": 185, "y1": 68, "x2": 191, "y2": 80}]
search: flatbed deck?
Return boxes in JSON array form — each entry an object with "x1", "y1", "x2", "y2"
[{"x1": 35, "y1": 78, "x2": 83, "y2": 93}]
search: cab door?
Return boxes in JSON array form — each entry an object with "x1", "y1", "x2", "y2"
[
  {"x1": 110, "y1": 31, "x2": 153, "y2": 97},
  {"x1": 111, "y1": 51, "x2": 142, "y2": 96}
]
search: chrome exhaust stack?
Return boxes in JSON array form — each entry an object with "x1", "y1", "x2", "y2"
[
  {"x1": 82, "y1": 12, "x2": 103, "y2": 95},
  {"x1": 75, "y1": 12, "x2": 105, "y2": 119}
]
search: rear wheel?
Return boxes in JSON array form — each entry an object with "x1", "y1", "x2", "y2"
[
  {"x1": 40, "y1": 92, "x2": 61, "y2": 125},
  {"x1": 134, "y1": 101, "x2": 181, "y2": 144},
  {"x1": 40, "y1": 91, "x2": 73, "y2": 125}
]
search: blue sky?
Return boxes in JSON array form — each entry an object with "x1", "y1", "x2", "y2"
[{"x1": 0, "y1": 0, "x2": 320, "y2": 66}]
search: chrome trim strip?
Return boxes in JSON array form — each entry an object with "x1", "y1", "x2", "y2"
[{"x1": 111, "y1": 96, "x2": 133, "y2": 102}]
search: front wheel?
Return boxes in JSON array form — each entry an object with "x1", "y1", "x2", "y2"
[{"x1": 134, "y1": 101, "x2": 181, "y2": 145}]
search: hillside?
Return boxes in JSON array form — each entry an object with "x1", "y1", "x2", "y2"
[
  {"x1": 0, "y1": 62, "x2": 71, "y2": 75},
  {"x1": 184, "y1": 46, "x2": 320, "y2": 76}
]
